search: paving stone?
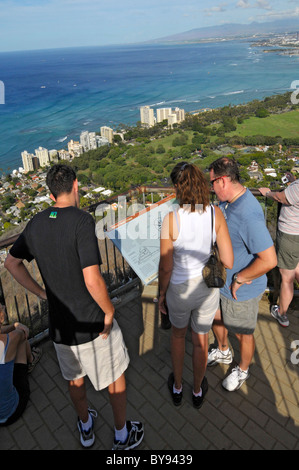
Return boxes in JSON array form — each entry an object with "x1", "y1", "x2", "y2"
[{"x1": 3, "y1": 293, "x2": 299, "y2": 451}]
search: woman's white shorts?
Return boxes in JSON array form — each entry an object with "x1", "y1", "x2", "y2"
[{"x1": 166, "y1": 275, "x2": 219, "y2": 334}]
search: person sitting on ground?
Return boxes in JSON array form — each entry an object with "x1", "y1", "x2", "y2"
[{"x1": 0, "y1": 303, "x2": 42, "y2": 426}]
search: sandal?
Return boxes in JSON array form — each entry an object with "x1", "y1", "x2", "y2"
[{"x1": 28, "y1": 347, "x2": 42, "y2": 374}]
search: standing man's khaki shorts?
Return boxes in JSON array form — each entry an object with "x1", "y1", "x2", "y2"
[
  {"x1": 54, "y1": 319, "x2": 130, "y2": 390},
  {"x1": 276, "y1": 230, "x2": 299, "y2": 270},
  {"x1": 220, "y1": 293, "x2": 263, "y2": 335}
]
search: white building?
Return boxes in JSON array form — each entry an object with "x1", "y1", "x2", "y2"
[
  {"x1": 80, "y1": 131, "x2": 90, "y2": 151},
  {"x1": 58, "y1": 149, "x2": 71, "y2": 161},
  {"x1": 96, "y1": 135, "x2": 109, "y2": 147},
  {"x1": 156, "y1": 107, "x2": 172, "y2": 123},
  {"x1": 80, "y1": 131, "x2": 99, "y2": 151},
  {"x1": 68, "y1": 140, "x2": 83, "y2": 158},
  {"x1": 264, "y1": 167, "x2": 277, "y2": 177},
  {"x1": 49, "y1": 149, "x2": 58, "y2": 162},
  {"x1": 89, "y1": 132, "x2": 97, "y2": 150},
  {"x1": 101, "y1": 189, "x2": 113, "y2": 197},
  {"x1": 100, "y1": 126, "x2": 114, "y2": 144},
  {"x1": 174, "y1": 107, "x2": 185, "y2": 123},
  {"x1": 167, "y1": 113, "x2": 178, "y2": 128},
  {"x1": 21, "y1": 150, "x2": 35, "y2": 173},
  {"x1": 140, "y1": 106, "x2": 155, "y2": 128},
  {"x1": 156, "y1": 106, "x2": 185, "y2": 126},
  {"x1": 35, "y1": 146, "x2": 49, "y2": 167}
]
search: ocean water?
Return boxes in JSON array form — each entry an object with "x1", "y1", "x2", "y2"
[{"x1": 0, "y1": 41, "x2": 298, "y2": 172}]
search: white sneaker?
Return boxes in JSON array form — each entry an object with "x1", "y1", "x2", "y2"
[
  {"x1": 271, "y1": 305, "x2": 289, "y2": 327},
  {"x1": 222, "y1": 366, "x2": 250, "y2": 391},
  {"x1": 77, "y1": 409, "x2": 97, "y2": 448},
  {"x1": 207, "y1": 347, "x2": 233, "y2": 366},
  {"x1": 112, "y1": 421, "x2": 144, "y2": 450}
]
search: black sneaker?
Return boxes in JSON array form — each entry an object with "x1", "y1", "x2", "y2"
[
  {"x1": 77, "y1": 409, "x2": 97, "y2": 448},
  {"x1": 167, "y1": 372, "x2": 182, "y2": 406},
  {"x1": 112, "y1": 421, "x2": 144, "y2": 450},
  {"x1": 192, "y1": 376, "x2": 208, "y2": 409}
]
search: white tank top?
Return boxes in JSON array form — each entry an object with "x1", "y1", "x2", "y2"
[{"x1": 170, "y1": 205, "x2": 216, "y2": 284}]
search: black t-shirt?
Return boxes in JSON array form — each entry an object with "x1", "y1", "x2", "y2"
[{"x1": 10, "y1": 206, "x2": 105, "y2": 346}]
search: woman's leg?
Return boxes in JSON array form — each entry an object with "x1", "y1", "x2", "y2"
[
  {"x1": 171, "y1": 325, "x2": 188, "y2": 389},
  {"x1": 192, "y1": 331, "x2": 209, "y2": 394}
]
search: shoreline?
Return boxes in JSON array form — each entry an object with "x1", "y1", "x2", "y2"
[
  {"x1": 5, "y1": 89, "x2": 293, "y2": 178},
  {"x1": 0, "y1": 39, "x2": 295, "y2": 174}
]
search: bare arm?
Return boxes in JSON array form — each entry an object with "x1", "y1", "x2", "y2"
[
  {"x1": 258, "y1": 188, "x2": 290, "y2": 205},
  {"x1": 214, "y1": 206, "x2": 234, "y2": 269},
  {"x1": 83, "y1": 264, "x2": 115, "y2": 338},
  {"x1": 4, "y1": 254, "x2": 47, "y2": 300},
  {"x1": 158, "y1": 213, "x2": 174, "y2": 314},
  {"x1": 231, "y1": 245, "x2": 277, "y2": 300}
]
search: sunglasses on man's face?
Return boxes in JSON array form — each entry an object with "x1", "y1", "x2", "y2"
[{"x1": 210, "y1": 175, "x2": 229, "y2": 187}]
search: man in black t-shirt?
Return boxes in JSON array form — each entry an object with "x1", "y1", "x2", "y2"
[{"x1": 5, "y1": 164, "x2": 144, "y2": 450}]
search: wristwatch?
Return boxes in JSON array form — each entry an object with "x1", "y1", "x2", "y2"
[{"x1": 232, "y1": 273, "x2": 244, "y2": 285}]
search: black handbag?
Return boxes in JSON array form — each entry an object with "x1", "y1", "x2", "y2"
[{"x1": 202, "y1": 206, "x2": 227, "y2": 288}]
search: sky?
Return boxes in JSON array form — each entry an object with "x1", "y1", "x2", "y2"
[{"x1": 0, "y1": 0, "x2": 298, "y2": 52}]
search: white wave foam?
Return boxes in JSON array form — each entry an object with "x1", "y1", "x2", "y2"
[
  {"x1": 57, "y1": 136, "x2": 68, "y2": 142},
  {"x1": 223, "y1": 90, "x2": 244, "y2": 96},
  {"x1": 148, "y1": 101, "x2": 165, "y2": 107}
]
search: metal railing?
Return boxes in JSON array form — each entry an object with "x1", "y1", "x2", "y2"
[{"x1": 0, "y1": 185, "x2": 294, "y2": 343}]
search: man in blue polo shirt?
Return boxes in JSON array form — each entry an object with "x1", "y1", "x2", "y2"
[{"x1": 207, "y1": 158, "x2": 277, "y2": 392}]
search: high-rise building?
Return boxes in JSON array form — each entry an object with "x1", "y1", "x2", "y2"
[
  {"x1": 100, "y1": 126, "x2": 114, "y2": 144},
  {"x1": 58, "y1": 149, "x2": 71, "y2": 161},
  {"x1": 81, "y1": 131, "x2": 108, "y2": 150},
  {"x1": 140, "y1": 106, "x2": 155, "y2": 127},
  {"x1": 156, "y1": 107, "x2": 172, "y2": 123},
  {"x1": 35, "y1": 146, "x2": 49, "y2": 167},
  {"x1": 174, "y1": 107, "x2": 185, "y2": 123},
  {"x1": 68, "y1": 140, "x2": 83, "y2": 158},
  {"x1": 167, "y1": 113, "x2": 178, "y2": 127},
  {"x1": 89, "y1": 132, "x2": 97, "y2": 150},
  {"x1": 49, "y1": 149, "x2": 58, "y2": 162},
  {"x1": 80, "y1": 131, "x2": 90, "y2": 151},
  {"x1": 21, "y1": 151, "x2": 35, "y2": 173},
  {"x1": 96, "y1": 136, "x2": 109, "y2": 147}
]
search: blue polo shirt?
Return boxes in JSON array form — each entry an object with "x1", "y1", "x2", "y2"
[{"x1": 220, "y1": 189, "x2": 274, "y2": 301}]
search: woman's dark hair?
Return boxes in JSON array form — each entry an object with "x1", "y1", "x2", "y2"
[
  {"x1": 208, "y1": 157, "x2": 240, "y2": 183},
  {"x1": 170, "y1": 162, "x2": 210, "y2": 211},
  {"x1": 46, "y1": 164, "x2": 77, "y2": 199}
]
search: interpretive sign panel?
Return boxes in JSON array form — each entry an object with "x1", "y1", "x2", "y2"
[{"x1": 105, "y1": 194, "x2": 177, "y2": 285}]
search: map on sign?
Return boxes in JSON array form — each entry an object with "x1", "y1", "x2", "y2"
[{"x1": 105, "y1": 194, "x2": 178, "y2": 285}]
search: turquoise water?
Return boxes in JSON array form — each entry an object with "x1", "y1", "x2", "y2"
[{"x1": 0, "y1": 41, "x2": 297, "y2": 171}]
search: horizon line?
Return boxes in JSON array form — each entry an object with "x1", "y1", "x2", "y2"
[{"x1": 1, "y1": 16, "x2": 299, "y2": 54}]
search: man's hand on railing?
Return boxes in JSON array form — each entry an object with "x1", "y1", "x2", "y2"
[
  {"x1": 258, "y1": 187, "x2": 271, "y2": 197},
  {"x1": 258, "y1": 187, "x2": 289, "y2": 205}
]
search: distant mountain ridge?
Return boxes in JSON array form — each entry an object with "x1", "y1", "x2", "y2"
[{"x1": 148, "y1": 18, "x2": 299, "y2": 43}]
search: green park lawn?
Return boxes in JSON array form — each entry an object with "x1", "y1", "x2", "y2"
[{"x1": 229, "y1": 108, "x2": 299, "y2": 138}]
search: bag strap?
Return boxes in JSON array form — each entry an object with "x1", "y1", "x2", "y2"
[
  {"x1": 210, "y1": 205, "x2": 214, "y2": 252},
  {"x1": 173, "y1": 210, "x2": 180, "y2": 231}
]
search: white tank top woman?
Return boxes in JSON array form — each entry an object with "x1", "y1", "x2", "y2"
[{"x1": 170, "y1": 206, "x2": 216, "y2": 284}]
